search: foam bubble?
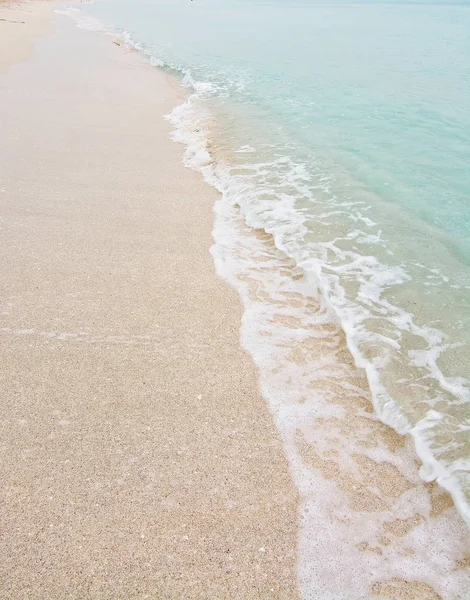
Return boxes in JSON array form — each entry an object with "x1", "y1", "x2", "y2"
[{"x1": 165, "y1": 90, "x2": 470, "y2": 598}]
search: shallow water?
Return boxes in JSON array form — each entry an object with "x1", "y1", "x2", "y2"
[{"x1": 64, "y1": 1, "x2": 470, "y2": 596}]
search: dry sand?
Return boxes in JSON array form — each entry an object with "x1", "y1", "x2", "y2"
[
  {"x1": 0, "y1": 0, "x2": 54, "y2": 72},
  {"x1": 0, "y1": 3, "x2": 299, "y2": 598}
]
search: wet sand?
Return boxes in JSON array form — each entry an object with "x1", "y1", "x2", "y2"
[{"x1": 0, "y1": 3, "x2": 299, "y2": 598}]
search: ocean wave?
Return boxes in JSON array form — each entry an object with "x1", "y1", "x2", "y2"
[
  {"x1": 165, "y1": 89, "x2": 470, "y2": 598},
  {"x1": 165, "y1": 84, "x2": 470, "y2": 530}
]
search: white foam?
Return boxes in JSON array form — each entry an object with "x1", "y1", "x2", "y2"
[
  {"x1": 163, "y1": 76, "x2": 470, "y2": 517},
  {"x1": 210, "y1": 194, "x2": 470, "y2": 599},
  {"x1": 55, "y1": 7, "x2": 105, "y2": 32},
  {"x1": 165, "y1": 90, "x2": 470, "y2": 598}
]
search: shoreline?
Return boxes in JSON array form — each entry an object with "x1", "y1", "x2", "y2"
[
  {"x1": 1, "y1": 2, "x2": 470, "y2": 599},
  {"x1": 143, "y1": 9, "x2": 470, "y2": 599},
  {"x1": 171, "y1": 89, "x2": 470, "y2": 598},
  {"x1": 0, "y1": 3, "x2": 299, "y2": 598},
  {"x1": 96, "y1": 0, "x2": 470, "y2": 533}
]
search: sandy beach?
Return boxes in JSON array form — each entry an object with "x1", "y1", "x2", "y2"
[
  {"x1": 0, "y1": 2, "x2": 299, "y2": 598},
  {"x1": 2, "y1": 2, "x2": 470, "y2": 600},
  {"x1": 0, "y1": 0, "x2": 53, "y2": 72}
]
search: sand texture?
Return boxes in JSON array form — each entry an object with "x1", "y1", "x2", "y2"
[
  {"x1": 0, "y1": 0, "x2": 54, "y2": 73},
  {"x1": 0, "y1": 5, "x2": 299, "y2": 599}
]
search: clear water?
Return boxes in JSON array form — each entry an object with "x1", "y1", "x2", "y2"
[{"x1": 70, "y1": 0, "x2": 470, "y2": 595}]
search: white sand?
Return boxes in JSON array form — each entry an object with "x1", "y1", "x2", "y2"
[{"x1": 0, "y1": 4, "x2": 299, "y2": 598}]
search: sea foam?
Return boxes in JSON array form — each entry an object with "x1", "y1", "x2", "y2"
[{"x1": 166, "y1": 87, "x2": 470, "y2": 599}]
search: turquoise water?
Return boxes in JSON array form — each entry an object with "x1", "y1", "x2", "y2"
[{"x1": 83, "y1": 0, "x2": 470, "y2": 530}]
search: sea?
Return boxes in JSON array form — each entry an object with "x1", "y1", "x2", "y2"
[{"x1": 61, "y1": 1, "x2": 470, "y2": 597}]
